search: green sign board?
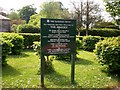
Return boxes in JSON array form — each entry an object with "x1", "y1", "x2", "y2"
[{"x1": 41, "y1": 18, "x2": 76, "y2": 55}]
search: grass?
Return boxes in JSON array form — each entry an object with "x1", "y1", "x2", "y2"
[{"x1": 2, "y1": 49, "x2": 120, "y2": 88}]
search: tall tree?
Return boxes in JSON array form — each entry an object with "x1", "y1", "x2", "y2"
[
  {"x1": 71, "y1": 0, "x2": 102, "y2": 36},
  {"x1": 28, "y1": 14, "x2": 46, "y2": 28},
  {"x1": 18, "y1": 5, "x2": 36, "y2": 23},
  {"x1": 104, "y1": 0, "x2": 120, "y2": 29},
  {"x1": 40, "y1": 1, "x2": 70, "y2": 19},
  {"x1": 8, "y1": 9, "x2": 25, "y2": 25},
  {"x1": 8, "y1": 9, "x2": 20, "y2": 20},
  {"x1": 0, "y1": 7, "x2": 7, "y2": 16},
  {"x1": 71, "y1": 1, "x2": 83, "y2": 36}
]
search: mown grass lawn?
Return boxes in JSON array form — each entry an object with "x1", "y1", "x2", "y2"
[{"x1": 2, "y1": 49, "x2": 120, "y2": 88}]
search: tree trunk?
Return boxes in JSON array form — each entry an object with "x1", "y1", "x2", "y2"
[
  {"x1": 86, "y1": 0, "x2": 89, "y2": 36},
  {"x1": 78, "y1": 31, "x2": 80, "y2": 36}
]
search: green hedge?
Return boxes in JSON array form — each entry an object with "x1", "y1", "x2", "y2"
[
  {"x1": 1, "y1": 37, "x2": 13, "y2": 65},
  {"x1": 82, "y1": 36, "x2": 101, "y2": 51},
  {"x1": 94, "y1": 36, "x2": 120, "y2": 74},
  {"x1": 76, "y1": 38, "x2": 83, "y2": 50},
  {"x1": 17, "y1": 24, "x2": 40, "y2": 33},
  {"x1": 79, "y1": 29, "x2": 120, "y2": 37},
  {"x1": 2, "y1": 33, "x2": 24, "y2": 55},
  {"x1": 19, "y1": 33, "x2": 40, "y2": 49}
]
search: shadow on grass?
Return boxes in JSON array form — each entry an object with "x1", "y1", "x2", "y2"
[
  {"x1": 101, "y1": 67, "x2": 120, "y2": 84},
  {"x1": 2, "y1": 64, "x2": 21, "y2": 77},
  {"x1": 75, "y1": 58, "x2": 94, "y2": 65},
  {"x1": 45, "y1": 71, "x2": 77, "y2": 87},
  {"x1": 55, "y1": 57, "x2": 94, "y2": 65}
]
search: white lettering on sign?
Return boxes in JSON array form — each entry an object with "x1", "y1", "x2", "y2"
[
  {"x1": 47, "y1": 48, "x2": 70, "y2": 54},
  {"x1": 48, "y1": 39, "x2": 70, "y2": 43},
  {"x1": 50, "y1": 43, "x2": 67, "y2": 48}
]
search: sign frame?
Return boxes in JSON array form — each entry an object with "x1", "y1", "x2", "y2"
[{"x1": 40, "y1": 18, "x2": 76, "y2": 87}]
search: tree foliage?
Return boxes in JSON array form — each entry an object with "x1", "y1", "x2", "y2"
[
  {"x1": 28, "y1": 14, "x2": 45, "y2": 28},
  {"x1": 8, "y1": 9, "x2": 20, "y2": 20},
  {"x1": 104, "y1": 0, "x2": 120, "y2": 27},
  {"x1": 18, "y1": 5, "x2": 36, "y2": 23},
  {"x1": 8, "y1": 9, "x2": 25, "y2": 25},
  {"x1": 29, "y1": 1, "x2": 70, "y2": 27},
  {"x1": 40, "y1": 1, "x2": 70, "y2": 19},
  {"x1": 71, "y1": 0, "x2": 102, "y2": 35}
]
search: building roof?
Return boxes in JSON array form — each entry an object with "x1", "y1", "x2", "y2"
[{"x1": 0, "y1": 15, "x2": 10, "y2": 20}]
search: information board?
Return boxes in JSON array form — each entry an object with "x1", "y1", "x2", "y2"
[{"x1": 41, "y1": 18, "x2": 76, "y2": 55}]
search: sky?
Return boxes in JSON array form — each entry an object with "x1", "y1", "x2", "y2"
[{"x1": 0, "y1": 0, "x2": 111, "y2": 20}]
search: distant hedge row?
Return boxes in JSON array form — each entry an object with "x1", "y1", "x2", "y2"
[
  {"x1": 19, "y1": 32, "x2": 119, "y2": 49},
  {"x1": 79, "y1": 29, "x2": 120, "y2": 37},
  {"x1": 12, "y1": 24, "x2": 40, "y2": 33},
  {"x1": 12, "y1": 24, "x2": 120, "y2": 37},
  {"x1": 19, "y1": 33, "x2": 40, "y2": 49}
]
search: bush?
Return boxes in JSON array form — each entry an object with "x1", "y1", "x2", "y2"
[
  {"x1": 1, "y1": 38, "x2": 13, "y2": 65},
  {"x1": 19, "y1": 33, "x2": 40, "y2": 49},
  {"x1": 79, "y1": 28, "x2": 120, "y2": 37},
  {"x1": 33, "y1": 41, "x2": 54, "y2": 74},
  {"x1": 11, "y1": 24, "x2": 18, "y2": 33},
  {"x1": 94, "y1": 37, "x2": 120, "y2": 74},
  {"x1": 76, "y1": 39, "x2": 83, "y2": 50},
  {"x1": 76, "y1": 36, "x2": 83, "y2": 40},
  {"x1": 33, "y1": 41, "x2": 40, "y2": 55},
  {"x1": 2, "y1": 33, "x2": 24, "y2": 55},
  {"x1": 82, "y1": 36, "x2": 101, "y2": 51},
  {"x1": 17, "y1": 24, "x2": 40, "y2": 33}
]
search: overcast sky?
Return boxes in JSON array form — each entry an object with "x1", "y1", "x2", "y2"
[
  {"x1": 0, "y1": 0, "x2": 105, "y2": 11},
  {"x1": 0, "y1": 0, "x2": 111, "y2": 20}
]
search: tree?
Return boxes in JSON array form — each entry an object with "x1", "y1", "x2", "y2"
[
  {"x1": 0, "y1": 7, "x2": 7, "y2": 16},
  {"x1": 18, "y1": 5, "x2": 36, "y2": 23},
  {"x1": 71, "y1": 1, "x2": 83, "y2": 36},
  {"x1": 8, "y1": 9, "x2": 25, "y2": 25},
  {"x1": 8, "y1": 9, "x2": 20, "y2": 20},
  {"x1": 28, "y1": 14, "x2": 45, "y2": 28},
  {"x1": 40, "y1": 1, "x2": 70, "y2": 19},
  {"x1": 104, "y1": 0, "x2": 120, "y2": 29},
  {"x1": 71, "y1": 0, "x2": 102, "y2": 36}
]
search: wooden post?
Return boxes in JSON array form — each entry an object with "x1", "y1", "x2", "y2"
[
  {"x1": 71, "y1": 54, "x2": 75, "y2": 84},
  {"x1": 41, "y1": 54, "x2": 44, "y2": 87}
]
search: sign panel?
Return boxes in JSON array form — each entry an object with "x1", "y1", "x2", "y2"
[{"x1": 41, "y1": 18, "x2": 76, "y2": 55}]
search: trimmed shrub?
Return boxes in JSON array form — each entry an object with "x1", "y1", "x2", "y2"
[
  {"x1": 17, "y1": 24, "x2": 40, "y2": 33},
  {"x1": 19, "y1": 33, "x2": 40, "y2": 49},
  {"x1": 76, "y1": 36, "x2": 83, "y2": 40},
  {"x1": 94, "y1": 37, "x2": 120, "y2": 74},
  {"x1": 11, "y1": 24, "x2": 18, "y2": 33},
  {"x1": 1, "y1": 38, "x2": 13, "y2": 65},
  {"x1": 79, "y1": 28, "x2": 120, "y2": 37},
  {"x1": 2, "y1": 33, "x2": 24, "y2": 55},
  {"x1": 33, "y1": 41, "x2": 54, "y2": 74},
  {"x1": 76, "y1": 39, "x2": 83, "y2": 50},
  {"x1": 82, "y1": 36, "x2": 101, "y2": 51},
  {"x1": 33, "y1": 41, "x2": 40, "y2": 55}
]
